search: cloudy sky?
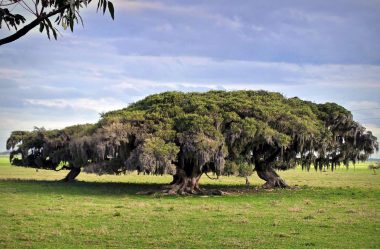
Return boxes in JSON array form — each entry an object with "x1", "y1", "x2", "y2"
[{"x1": 1, "y1": 0, "x2": 380, "y2": 157}]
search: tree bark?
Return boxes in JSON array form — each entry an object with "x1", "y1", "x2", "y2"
[
  {"x1": 245, "y1": 176, "x2": 250, "y2": 187},
  {"x1": 253, "y1": 147, "x2": 289, "y2": 189},
  {"x1": 163, "y1": 168, "x2": 205, "y2": 195},
  {"x1": 62, "y1": 167, "x2": 81, "y2": 182},
  {"x1": 255, "y1": 157, "x2": 288, "y2": 188},
  {"x1": 256, "y1": 167, "x2": 288, "y2": 188}
]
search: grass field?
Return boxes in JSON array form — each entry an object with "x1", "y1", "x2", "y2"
[{"x1": 0, "y1": 156, "x2": 379, "y2": 249}]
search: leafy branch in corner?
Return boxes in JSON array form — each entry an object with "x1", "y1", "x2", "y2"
[{"x1": 0, "y1": 0, "x2": 114, "y2": 45}]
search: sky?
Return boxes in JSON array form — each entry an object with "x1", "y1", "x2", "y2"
[{"x1": 0, "y1": 0, "x2": 380, "y2": 157}]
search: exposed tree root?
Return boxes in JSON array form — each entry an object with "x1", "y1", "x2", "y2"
[
  {"x1": 160, "y1": 184, "x2": 224, "y2": 195},
  {"x1": 137, "y1": 167, "x2": 290, "y2": 195},
  {"x1": 163, "y1": 173, "x2": 203, "y2": 195},
  {"x1": 155, "y1": 171, "x2": 224, "y2": 195}
]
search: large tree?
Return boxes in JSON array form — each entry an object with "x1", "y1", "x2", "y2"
[
  {"x1": 6, "y1": 91, "x2": 379, "y2": 194},
  {"x1": 0, "y1": 0, "x2": 114, "y2": 45}
]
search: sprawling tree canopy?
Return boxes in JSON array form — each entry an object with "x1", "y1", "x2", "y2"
[
  {"x1": 0, "y1": 0, "x2": 114, "y2": 45},
  {"x1": 7, "y1": 91, "x2": 379, "y2": 194}
]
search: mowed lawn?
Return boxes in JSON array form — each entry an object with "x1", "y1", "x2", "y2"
[{"x1": 0, "y1": 156, "x2": 379, "y2": 249}]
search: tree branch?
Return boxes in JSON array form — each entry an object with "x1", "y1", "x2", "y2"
[
  {"x1": 0, "y1": 4, "x2": 69, "y2": 46},
  {"x1": 205, "y1": 172, "x2": 218, "y2": 180},
  {"x1": 54, "y1": 165, "x2": 74, "y2": 171}
]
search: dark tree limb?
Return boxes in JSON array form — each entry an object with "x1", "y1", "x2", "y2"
[
  {"x1": 62, "y1": 167, "x2": 81, "y2": 182},
  {"x1": 0, "y1": 4, "x2": 69, "y2": 46},
  {"x1": 204, "y1": 172, "x2": 219, "y2": 180},
  {"x1": 254, "y1": 148, "x2": 289, "y2": 189}
]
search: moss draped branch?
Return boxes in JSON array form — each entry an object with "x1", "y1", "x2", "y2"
[{"x1": 6, "y1": 91, "x2": 379, "y2": 191}]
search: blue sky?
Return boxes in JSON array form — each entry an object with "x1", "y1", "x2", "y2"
[{"x1": 0, "y1": 0, "x2": 380, "y2": 157}]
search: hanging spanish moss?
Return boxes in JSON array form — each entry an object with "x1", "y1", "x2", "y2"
[{"x1": 6, "y1": 91, "x2": 379, "y2": 193}]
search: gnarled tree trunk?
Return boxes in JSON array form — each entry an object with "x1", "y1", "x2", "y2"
[
  {"x1": 62, "y1": 167, "x2": 81, "y2": 182},
  {"x1": 255, "y1": 161, "x2": 288, "y2": 188},
  {"x1": 164, "y1": 169, "x2": 203, "y2": 195}
]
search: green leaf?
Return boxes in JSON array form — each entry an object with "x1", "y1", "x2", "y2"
[
  {"x1": 69, "y1": 18, "x2": 74, "y2": 32},
  {"x1": 103, "y1": 0, "x2": 107, "y2": 14},
  {"x1": 77, "y1": 12, "x2": 84, "y2": 27},
  {"x1": 108, "y1": 1, "x2": 114, "y2": 20},
  {"x1": 45, "y1": 18, "x2": 57, "y2": 39},
  {"x1": 45, "y1": 23, "x2": 50, "y2": 39},
  {"x1": 39, "y1": 22, "x2": 44, "y2": 33},
  {"x1": 62, "y1": 19, "x2": 67, "y2": 30},
  {"x1": 97, "y1": 0, "x2": 101, "y2": 12},
  {"x1": 52, "y1": 27, "x2": 57, "y2": 40},
  {"x1": 46, "y1": 17, "x2": 53, "y2": 28}
]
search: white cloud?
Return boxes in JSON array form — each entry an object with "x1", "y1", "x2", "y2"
[
  {"x1": 24, "y1": 98, "x2": 128, "y2": 113},
  {"x1": 118, "y1": 1, "x2": 244, "y2": 31},
  {"x1": 343, "y1": 101, "x2": 380, "y2": 158},
  {"x1": 281, "y1": 8, "x2": 345, "y2": 24},
  {"x1": 0, "y1": 112, "x2": 94, "y2": 132},
  {"x1": 347, "y1": 101, "x2": 380, "y2": 122},
  {"x1": 348, "y1": 101, "x2": 380, "y2": 110},
  {"x1": 0, "y1": 68, "x2": 26, "y2": 81},
  {"x1": 364, "y1": 123, "x2": 380, "y2": 136},
  {"x1": 154, "y1": 23, "x2": 174, "y2": 32},
  {"x1": 117, "y1": 1, "x2": 164, "y2": 12},
  {"x1": 114, "y1": 77, "x2": 219, "y2": 91},
  {"x1": 0, "y1": 108, "x2": 100, "y2": 150},
  {"x1": 112, "y1": 55, "x2": 380, "y2": 88}
]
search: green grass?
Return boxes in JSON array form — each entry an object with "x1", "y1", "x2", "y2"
[{"x1": 0, "y1": 156, "x2": 379, "y2": 249}]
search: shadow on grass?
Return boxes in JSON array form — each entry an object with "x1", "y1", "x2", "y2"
[
  {"x1": 1, "y1": 179, "x2": 366, "y2": 200},
  {"x1": 0, "y1": 178, "x2": 260, "y2": 197}
]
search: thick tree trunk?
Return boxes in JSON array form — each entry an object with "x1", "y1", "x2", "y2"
[
  {"x1": 169, "y1": 174, "x2": 179, "y2": 185},
  {"x1": 62, "y1": 167, "x2": 81, "y2": 182},
  {"x1": 164, "y1": 169, "x2": 204, "y2": 195},
  {"x1": 256, "y1": 167, "x2": 288, "y2": 188},
  {"x1": 158, "y1": 157, "x2": 225, "y2": 195},
  {"x1": 255, "y1": 158, "x2": 288, "y2": 188},
  {"x1": 245, "y1": 176, "x2": 250, "y2": 187},
  {"x1": 254, "y1": 149, "x2": 289, "y2": 189}
]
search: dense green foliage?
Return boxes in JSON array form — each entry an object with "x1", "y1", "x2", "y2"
[{"x1": 6, "y1": 91, "x2": 378, "y2": 191}]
